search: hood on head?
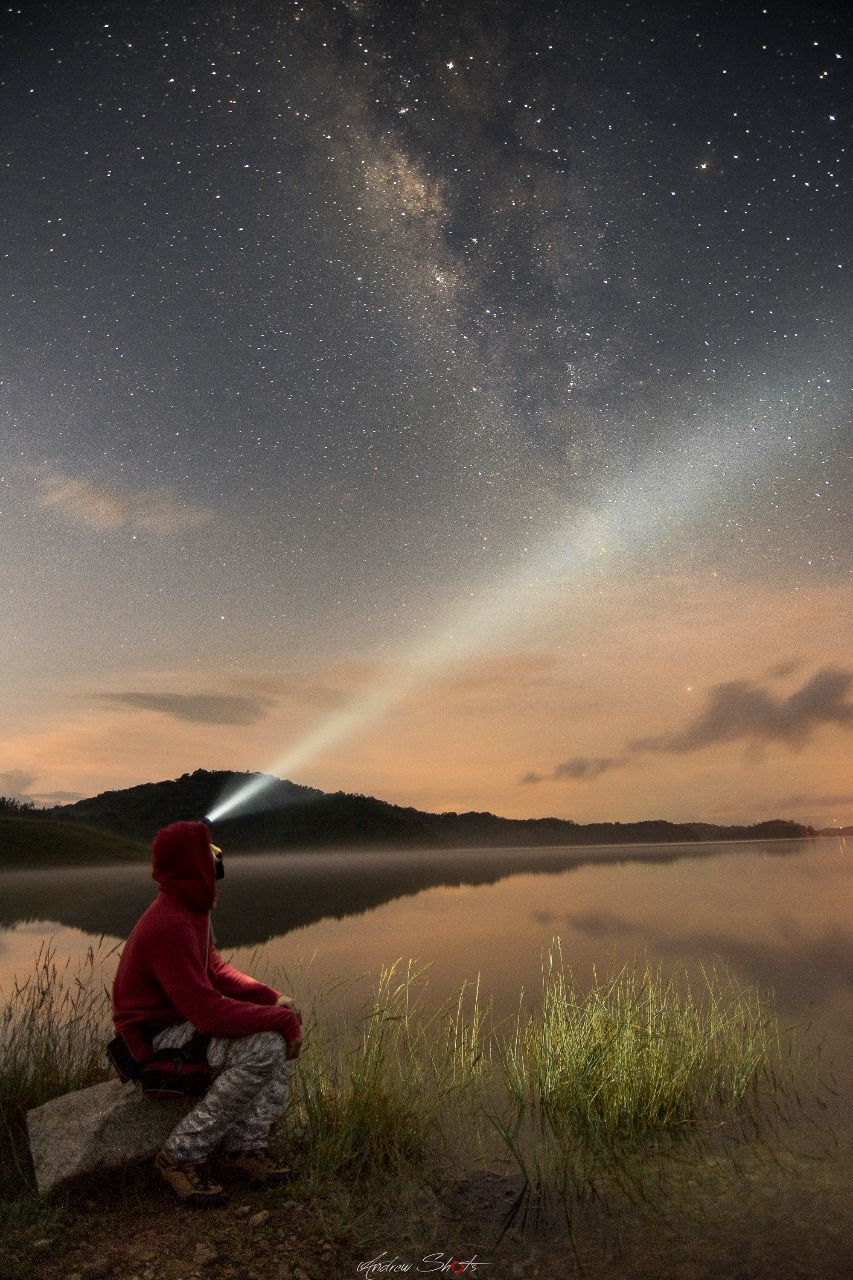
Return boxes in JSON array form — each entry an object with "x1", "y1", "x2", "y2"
[{"x1": 151, "y1": 820, "x2": 216, "y2": 913}]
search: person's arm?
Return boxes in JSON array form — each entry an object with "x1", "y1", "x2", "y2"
[
  {"x1": 208, "y1": 944, "x2": 280, "y2": 1004},
  {"x1": 152, "y1": 923, "x2": 301, "y2": 1044},
  {"x1": 209, "y1": 944, "x2": 303, "y2": 1024}
]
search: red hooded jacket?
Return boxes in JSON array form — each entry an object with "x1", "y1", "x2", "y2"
[{"x1": 112, "y1": 820, "x2": 300, "y2": 1058}]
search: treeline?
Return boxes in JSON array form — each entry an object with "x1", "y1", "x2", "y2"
[
  {"x1": 29, "y1": 769, "x2": 817, "y2": 852},
  {"x1": 0, "y1": 796, "x2": 36, "y2": 814}
]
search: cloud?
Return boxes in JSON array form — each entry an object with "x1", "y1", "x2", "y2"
[
  {"x1": 0, "y1": 770, "x2": 37, "y2": 797},
  {"x1": 553, "y1": 756, "x2": 625, "y2": 780},
  {"x1": 0, "y1": 772, "x2": 82, "y2": 807},
  {"x1": 522, "y1": 666, "x2": 853, "y2": 786},
  {"x1": 632, "y1": 667, "x2": 853, "y2": 753},
  {"x1": 97, "y1": 691, "x2": 274, "y2": 726},
  {"x1": 774, "y1": 790, "x2": 853, "y2": 811},
  {"x1": 31, "y1": 790, "x2": 84, "y2": 805},
  {"x1": 766, "y1": 658, "x2": 805, "y2": 680},
  {"x1": 522, "y1": 755, "x2": 626, "y2": 784},
  {"x1": 35, "y1": 470, "x2": 213, "y2": 536}
]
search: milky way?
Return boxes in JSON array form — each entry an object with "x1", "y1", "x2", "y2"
[{"x1": 1, "y1": 1, "x2": 850, "y2": 824}]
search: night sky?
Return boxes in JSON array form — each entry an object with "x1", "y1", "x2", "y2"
[{"x1": 2, "y1": 0, "x2": 851, "y2": 827}]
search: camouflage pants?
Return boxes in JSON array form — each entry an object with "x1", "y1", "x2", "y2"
[{"x1": 152, "y1": 1021, "x2": 295, "y2": 1163}]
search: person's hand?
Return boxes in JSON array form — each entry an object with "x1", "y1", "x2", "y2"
[
  {"x1": 276, "y1": 993, "x2": 303, "y2": 1024},
  {"x1": 285, "y1": 1034, "x2": 302, "y2": 1061}
]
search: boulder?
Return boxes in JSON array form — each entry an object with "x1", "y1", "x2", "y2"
[{"x1": 26, "y1": 1079, "x2": 193, "y2": 1195}]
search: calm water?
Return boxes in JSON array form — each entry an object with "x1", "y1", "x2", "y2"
[{"x1": 1, "y1": 837, "x2": 851, "y2": 1276}]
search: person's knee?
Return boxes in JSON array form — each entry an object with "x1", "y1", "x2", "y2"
[{"x1": 241, "y1": 1030, "x2": 288, "y2": 1076}]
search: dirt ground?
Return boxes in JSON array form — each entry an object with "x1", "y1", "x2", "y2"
[
  {"x1": 5, "y1": 1159, "x2": 848, "y2": 1280},
  {"x1": 0, "y1": 1161, "x2": 658, "y2": 1280},
  {"x1": 3, "y1": 1190, "x2": 584, "y2": 1280}
]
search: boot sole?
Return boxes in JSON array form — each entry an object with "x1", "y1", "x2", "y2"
[{"x1": 155, "y1": 1157, "x2": 229, "y2": 1206}]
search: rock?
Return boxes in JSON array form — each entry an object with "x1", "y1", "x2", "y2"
[
  {"x1": 26, "y1": 1079, "x2": 194, "y2": 1197},
  {"x1": 193, "y1": 1243, "x2": 220, "y2": 1265},
  {"x1": 32, "y1": 1238, "x2": 51, "y2": 1250},
  {"x1": 248, "y1": 1209, "x2": 272, "y2": 1228},
  {"x1": 235, "y1": 1204, "x2": 252, "y2": 1218}
]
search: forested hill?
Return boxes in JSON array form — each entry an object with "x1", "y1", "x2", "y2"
[{"x1": 31, "y1": 769, "x2": 816, "y2": 852}]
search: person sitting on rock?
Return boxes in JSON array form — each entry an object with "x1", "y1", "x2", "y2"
[{"x1": 111, "y1": 819, "x2": 302, "y2": 1206}]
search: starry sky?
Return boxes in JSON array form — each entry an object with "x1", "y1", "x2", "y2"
[{"x1": 2, "y1": 0, "x2": 851, "y2": 828}]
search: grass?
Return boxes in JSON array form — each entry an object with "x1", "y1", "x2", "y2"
[
  {"x1": 0, "y1": 942, "x2": 120, "y2": 1114},
  {"x1": 502, "y1": 942, "x2": 777, "y2": 1140},
  {"x1": 0, "y1": 816, "x2": 146, "y2": 868},
  {"x1": 293, "y1": 962, "x2": 493, "y2": 1192},
  {"x1": 0, "y1": 937, "x2": 791, "y2": 1261},
  {"x1": 488, "y1": 943, "x2": 787, "y2": 1221}
]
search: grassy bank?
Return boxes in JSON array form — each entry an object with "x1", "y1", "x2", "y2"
[
  {"x1": 0, "y1": 816, "x2": 146, "y2": 868},
  {"x1": 0, "y1": 942, "x2": 791, "y2": 1275}
]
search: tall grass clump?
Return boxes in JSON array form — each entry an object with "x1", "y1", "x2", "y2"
[
  {"x1": 501, "y1": 942, "x2": 780, "y2": 1147},
  {"x1": 0, "y1": 942, "x2": 114, "y2": 1114},
  {"x1": 0, "y1": 942, "x2": 115, "y2": 1201},
  {"x1": 292, "y1": 961, "x2": 491, "y2": 1187}
]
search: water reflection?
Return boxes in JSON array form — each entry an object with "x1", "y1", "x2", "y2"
[
  {"x1": 0, "y1": 838, "x2": 812, "y2": 946},
  {"x1": 1, "y1": 838, "x2": 849, "y2": 1055}
]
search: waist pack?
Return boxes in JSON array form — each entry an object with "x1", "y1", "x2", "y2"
[{"x1": 107, "y1": 1029, "x2": 213, "y2": 1101}]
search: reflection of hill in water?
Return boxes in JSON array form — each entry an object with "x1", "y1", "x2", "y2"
[{"x1": 0, "y1": 840, "x2": 810, "y2": 948}]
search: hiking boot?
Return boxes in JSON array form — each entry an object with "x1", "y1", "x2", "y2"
[
  {"x1": 218, "y1": 1148, "x2": 293, "y2": 1187},
  {"x1": 154, "y1": 1149, "x2": 229, "y2": 1207}
]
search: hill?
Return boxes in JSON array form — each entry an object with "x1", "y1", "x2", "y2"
[
  {"x1": 44, "y1": 770, "x2": 322, "y2": 844},
  {"x1": 19, "y1": 769, "x2": 817, "y2": 856}
]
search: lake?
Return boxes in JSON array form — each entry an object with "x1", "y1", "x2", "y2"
[{"x1": 1, "y1": 836, "x2": 851, "y2": 1276}]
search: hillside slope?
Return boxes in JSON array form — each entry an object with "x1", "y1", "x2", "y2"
[{"x1": 0, "y1": 816, "x2": 146, "y2": 868}]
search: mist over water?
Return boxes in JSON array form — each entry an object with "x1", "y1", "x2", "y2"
[{"x1": 0, "y1": 838, "x2": 817, "y2": 953}]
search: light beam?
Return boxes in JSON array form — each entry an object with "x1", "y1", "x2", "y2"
[{"x1": 206, "y1": 409, "x2": 774, "y2": 824}]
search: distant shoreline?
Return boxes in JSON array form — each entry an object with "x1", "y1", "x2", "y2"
[{"x1": 0, "y1": 814, "x2": 831, "y2": 873}]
